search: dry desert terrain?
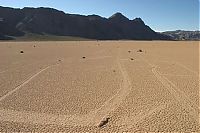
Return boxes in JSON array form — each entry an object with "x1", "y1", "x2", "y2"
[{"x1": 0, "y1": 41, "x2": 199, "y2": 132}]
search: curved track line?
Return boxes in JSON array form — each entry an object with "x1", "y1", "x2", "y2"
[
  {"x1": 90, "y1": 59, "x2": 132, "y2": 126},
  {"x1": 139, "y1": 56, "x2": 198, "y2": 120},
  {"x1": 0, "y1": 64, "x2": 57, "y2": 102},
  {"x1": 79, "y1": 56, "x2": 112, "y2": 61},
  {"x1": 88, "y1": 49, "x2": 133, "y2": 126},
  {"x1": 156, "y1": 60, "x2": 199, "y2": 77},
  {"x1": 152, "y1": 66, "x2": 198, "y2": 120},
  {"x1": 161, "y1": 73, "x2": 199, "y2": 111}
]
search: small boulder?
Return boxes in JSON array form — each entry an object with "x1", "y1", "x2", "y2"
[{"x1": 98, "y1": 118, "x2": 110, "y2": 128}]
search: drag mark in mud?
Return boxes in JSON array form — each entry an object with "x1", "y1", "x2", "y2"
[{"x1": 0, "y1": 64, "x2": 58, "y2": 102}]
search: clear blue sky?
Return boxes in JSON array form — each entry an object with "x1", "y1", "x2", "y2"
[{"x1": 0, "y1": 0, "x2": 199, "y2": 31}]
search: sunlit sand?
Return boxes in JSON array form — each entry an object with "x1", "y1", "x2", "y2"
[{"x1": 0, "y1": 41, "x2": 199, "y2": 132}]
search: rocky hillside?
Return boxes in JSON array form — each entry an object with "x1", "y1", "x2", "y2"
[
  {"x1": 162, "y1": 30, "x2": 199, "y2": 40},
  {"x1": 0, "y1": 6, "x2": 171, "y2": 40}
]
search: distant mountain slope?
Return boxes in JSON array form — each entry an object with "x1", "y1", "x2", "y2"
[
  {"x1": 13, "y1": 33, "x2": 92, "y2": 41},
  {"x1": 0, "y1": 6, "x2": 171, "y2": 40},
  {"x1": 162, "y1": 30, "x2": 200, "y2": 40}
]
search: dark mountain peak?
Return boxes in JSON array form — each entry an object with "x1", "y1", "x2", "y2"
[
  {"x1": 110, "y1": 12, "x2": 124, "y2": 17},
  {"x1": 133, "y1": 17, "x2": 143, "y2": 21},
  {"x1": 109, "y1": 12, "x2": 129, "y2": 21},
  {"x1": 132, "y1": 17, "x2": 145, "y2": 25}
]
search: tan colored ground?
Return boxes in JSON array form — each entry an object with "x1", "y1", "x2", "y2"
[{"x1": 0, "y1": 41, "x2": 199, "y2": 132}]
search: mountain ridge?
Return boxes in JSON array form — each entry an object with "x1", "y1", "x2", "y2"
[{"x1": 0, "y1": 6, "x2": 172, "y2": 40}]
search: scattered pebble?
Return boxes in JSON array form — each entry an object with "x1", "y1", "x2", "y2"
[
  {"x1": 20, "y1": 50, "x2": 24, "y2": 54},
  {"x1": 82, "y1": 56, "x2": 86, "y2": 59},
  {"x1": 128, "y1": 50, "x2": 131, "y2": 53},
  {"x1": 137, "y1": 49, "x2": 143, "y2": 52},
  {"x1": 130, "y1": 58, "x2": 134, "y2": 61}
]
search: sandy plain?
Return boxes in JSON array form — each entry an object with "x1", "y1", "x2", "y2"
[{"x1": 0, "y1": 41, "x2": 199, "y2": 132}]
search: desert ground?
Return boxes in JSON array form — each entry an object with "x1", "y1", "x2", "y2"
[{"x1": 0, "y1": 41, "x2": 199, "y2": 132}]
